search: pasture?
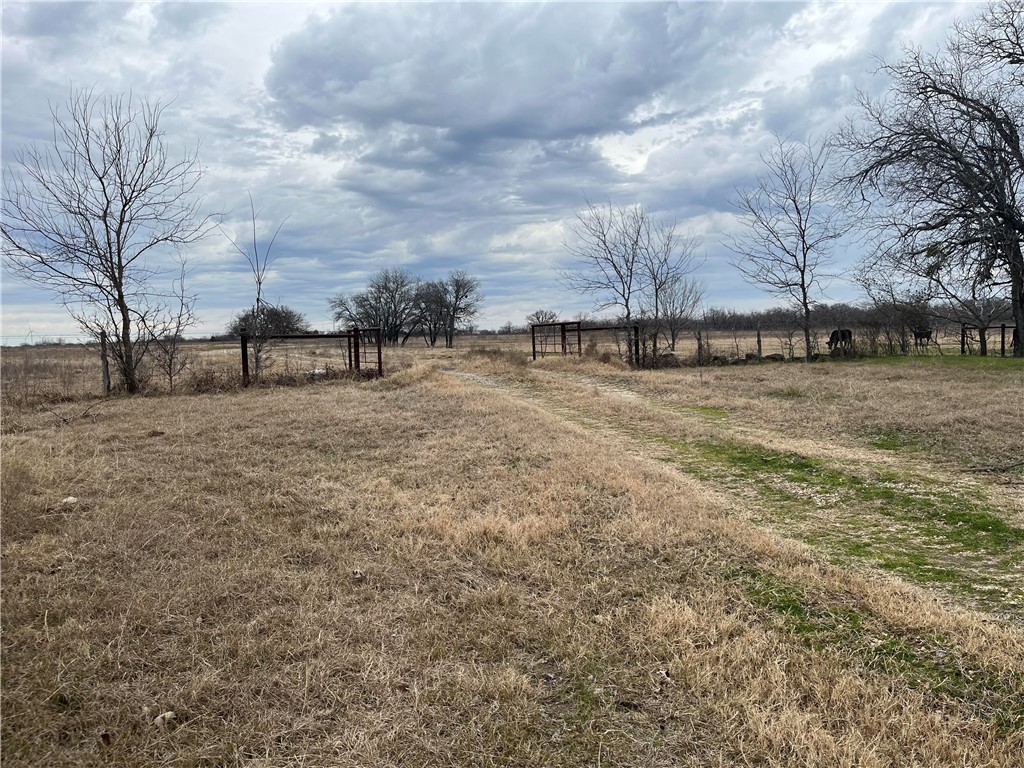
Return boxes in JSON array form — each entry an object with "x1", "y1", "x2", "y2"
[{"x1": 2, "y1": 346, "x2": 1023, "y2": 766}]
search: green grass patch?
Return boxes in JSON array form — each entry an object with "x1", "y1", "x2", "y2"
[
  {"x1": 865, "y1": 427, "x2": 924, "y2": 452},
  {"x1": 733, "y1": 566, "x2": 1024, "y2": 733},
  {"x1": 764, "y1": 385, "x2": 806, "y2": 399},
  {"x1": 653, "y1": 436, "x2": 1024, "y2": 608}
]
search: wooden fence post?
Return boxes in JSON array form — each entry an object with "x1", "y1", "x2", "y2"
[
  {"x1": 531, "y1": 325, "x2": 537, "y2": 361},
  {"x1": 961, "y1": 324, "x2": 967, "y2": 355},
  {"x1": 756, "y1": 328, "x2": 762, "y2": 360},
  {"x1": 99, "y1": 330, "x2": 111, "y2": 396},
  {"x1": 240, "y1": 329, "x2": 250, "y2": 386},
  {"x1": 697, "y1": 329, "x2": 704, "y2": 366},
  {"x1": 1001, "y1": 324, "x2": 1007, "y2": 357}
]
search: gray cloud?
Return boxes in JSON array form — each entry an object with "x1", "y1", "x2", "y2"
[{"x1": 150, "y1": 2, "x2": 228, "y2": 39}]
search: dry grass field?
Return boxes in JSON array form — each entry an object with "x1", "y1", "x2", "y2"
[{"x1": 2, "y1": 345, "x2": 1023, "y2": 766}]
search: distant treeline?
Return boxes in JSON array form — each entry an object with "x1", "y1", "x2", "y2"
[{"x1": 482, "y1": 298, "x2": 1017, "y2": 336}]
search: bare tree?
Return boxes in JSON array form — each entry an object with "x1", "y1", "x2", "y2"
[
  {"x1": 638, "y1": 226, "x2": 701, "y2": 354},
  {"x1": 838, "y1": 0, "x2": 1024, "y2": 356},
  {"x1": 562, "y1": 198, "x2": 645, "y2": 333},
  {"x1": 415, "y1": 280, "x2": 448, "y2": 347},
  {"x1": 659, "y1": 273, "x2": 705, "y2": 351},
  {"x1": 223, "y1": 194, "x2": 288, "y2": 378},
  {"x1": 563, "y1": 197, "x2": 700, "y2": 362},
  {"x1": 226, "y1": 305, "x2": 310, "y2": 337},
  {"x1": 526, "y1": 309, "x2": 559, "y2": 326},
  {"x1": 144, "y1": 259, "x2": 198, "y2": 393},
  {"x1": 442, "y1": 270, "x2": 483, "y2": 348},
  {"x1": 2, "y1": 88, "x2": 212, "y2": 393},
  {"x1": 329, "y1": 268, "x2": 421, "y2": 345},
  {"x1": 726, "y1": 134, "x2": 851, "y2": 361}
]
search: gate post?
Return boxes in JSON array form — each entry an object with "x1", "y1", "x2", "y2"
[
  {"x1": 961, "y1": 324, "x2": 967, "y2": 355},
  {"x1": 240, "y1": 328, "x2": 250, "y2": 387},
  {"x1": 756, "y1": 328, "x2": 763, "y2": 360},
  {"x1": 576, "y1": 322, "x2": 582, "y2": 357},
  {"x1": 375, "y1": 327, "x2": 383, "y2": 376},
  {"x1": 352, "y1": 327, "x2": 361, "y2": 373},
  {"x1": 560, "y1": 322, "x2": 567, "y2": 356},
  {"x1": 1001, "y1": 324, "x2": 1007, "y2": 357},
  {"x1": 531, "y1": 324, "x2": 537, "y2": 361}
]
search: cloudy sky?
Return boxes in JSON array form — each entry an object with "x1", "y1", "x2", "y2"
[{"x1": 1, "y1": 1, "x2": 976, "y2": 341}]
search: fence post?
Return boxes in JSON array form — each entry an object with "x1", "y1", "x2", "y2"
[
  {"x1": 352, "y1": 327, "x2": 361, "y2": 373},
  {"x1": 697, "y1": 329, "x2": 704, "y2": 367},
  {"x1": 375, "y1": 328, "x2": 383, "y2": 376},
  {"x1": 1001, "y1": 324, "x2": 1007, "y2": 357},
  {"x1": 633, "y1": 325, "x2": 641, "y2": 368},
  {"x1": 576, "y1": 323, "x2": 582, "y2": 356},
  {"x1": 240, "y1": 328, "x2": 250, "y2": 386},
  {"x1": 531, "y1": 325, "x2": 537, "y2": 361},
  {"x1": 560, "y1": 322, "x2": 567, "y2": 356},
  {"x1": 756, "y1": 327, "x2": 762, "y2": 360},
  {"x1": 99, "y1": 330, "x2": 111, "y2": 396},
  {"x1": 961, "y1": 324, "x2": 967, "y2": 355}
]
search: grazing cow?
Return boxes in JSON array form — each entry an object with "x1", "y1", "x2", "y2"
[
  {"x1": 826, "y1": 328, "x2": 853, "y2": 351},
  {"x1": 913, "y1": 327, "x2": 933, "y2": 349}
]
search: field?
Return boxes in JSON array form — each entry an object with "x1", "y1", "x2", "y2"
[{"x1": 2, "y1": 344, "x2": 1023, "y2": 766}]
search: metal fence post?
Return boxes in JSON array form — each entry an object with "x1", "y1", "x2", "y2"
[
  {"x1": 352, "y1": 327, "x2": 361, "y2": 373},
  {"x1": 240, "y1": 329, "x2": 250, "y2": 387},
  {"x1": 375, "y1": 327, "x2": 383, "y2": 376}
]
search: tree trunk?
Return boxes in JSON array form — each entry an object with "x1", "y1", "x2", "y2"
[
  {"x1": 118, "y1": 295, "x2": 139, "y2": 394},
  {"x1": 802, "y1": 303, "x2": 813, "y2": 362}
]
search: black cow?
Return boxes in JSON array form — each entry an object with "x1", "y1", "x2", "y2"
[
  {"x1": 826, "y1": 328, "x2": 853, "y2": 350},
  {"x1": 913, "y1": 327, "x2": 933, "y2": 349}
]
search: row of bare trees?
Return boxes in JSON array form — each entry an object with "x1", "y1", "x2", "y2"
[
  {"x1": 560, "y1": 197, "x2": 704, "y2": 362},
  {"x1": 329, "y1": 268, "x2": 483, "y2": 348}
]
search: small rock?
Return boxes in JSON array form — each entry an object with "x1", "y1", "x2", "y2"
[{"x1": 61, "y1": 497, "x2": 78, "y2": 505}]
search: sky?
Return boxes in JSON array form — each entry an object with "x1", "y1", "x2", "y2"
[{"x1": 0, "y1": 0, "x2": 977, "y2": 342}]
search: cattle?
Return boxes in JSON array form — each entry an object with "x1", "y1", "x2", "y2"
[
  {"x1": 826, "y1": 328, "x2": 853, "y2": 351},
  {"x1": 913, "y1": 327, "x2": 933, "y2": 349}
]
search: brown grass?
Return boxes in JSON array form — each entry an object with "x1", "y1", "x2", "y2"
[{"x1": 2, "y1": 351, "x2": 1023, "y2": 766}]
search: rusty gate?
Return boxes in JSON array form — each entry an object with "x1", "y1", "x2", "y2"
[{"x1": 239, "y1": 327, "x2": 383, "y2": 385}]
